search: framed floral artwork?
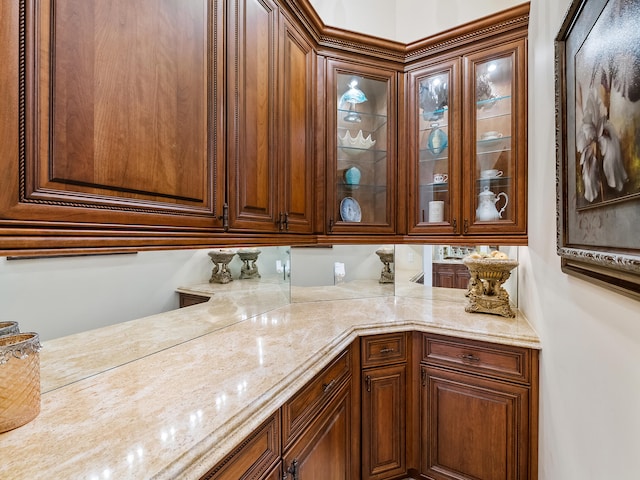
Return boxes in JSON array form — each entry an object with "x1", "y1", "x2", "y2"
[{"x1": 555, "y1": 0, "x2": 640, "y2": 299}]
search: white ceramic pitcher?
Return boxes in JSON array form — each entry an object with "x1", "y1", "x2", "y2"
[{"x1": 476, "y1": 186, "x2": 508, "y2": 221}]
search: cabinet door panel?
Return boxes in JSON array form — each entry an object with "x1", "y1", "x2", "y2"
[
  {"x1": 228, "y1": 0, "x2": 279, "y2": 230},
  {"x1": 279, "y1": 14, "x2": 315, "y2": 233},
  {"x1": 326, "y1": 60, "x2": 397, "y2": 234},
  {"x1": 362, "y1": 364, "x2": 406, "y2": 480},
  {"x1": 463, "y1": 39, "x2": 527, "y2": 235},
  {"x1": 51, "y1": 0, "x2": 206, "y2": 201},
  {"x1": 283, "y1": 382, "x2": 355, "y2": 480},
  {"x1": 1, "y1": 0, "x2": 224, "y2": 253},
  {"x1": 407, "y1": 59, "x2": 461, "y2": 234},
  {"x1": 421, "y1": 366, "x2": 530, "y2": 480}
]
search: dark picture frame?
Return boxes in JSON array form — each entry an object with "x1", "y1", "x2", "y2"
[{"x1": 555, "y1": 0, "x2": 640, "y2": 299}]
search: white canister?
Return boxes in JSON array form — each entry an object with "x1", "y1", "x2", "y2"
[{"x1": 428, "y1": 201, "x2": 444, "y2": 222}]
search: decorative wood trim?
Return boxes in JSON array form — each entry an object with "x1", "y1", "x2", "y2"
[
  {"x1": 404, "y1": 3, "x2": 530, "y2": 64},
  {"x1": 282, "y1": 0, "x2": 529, "y2": 66}
]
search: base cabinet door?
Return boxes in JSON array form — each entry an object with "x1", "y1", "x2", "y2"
[
  {"x1": 421, "y1": 366, "x2": 530, "y2": 480},
  {"x1": 282, "y1": 381, "x2": 355, "y2": 479},
  {"x1": 362, "y1": 364, "x2": 407, "y2": 479}
]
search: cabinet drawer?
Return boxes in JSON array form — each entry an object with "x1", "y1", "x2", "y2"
[
  {"x1": 422, "y1": 334, "x2": 530, "y2": 384},
  {"x1": 179, "y1": 293, "x2": 210, "y2": 307},
  {"x1": 361, "y1": 332, "x2": 407, "y2": 367},
  {"x1": 200, "y1": 412, "x2": 280, "y2": 480},
  {"x1": 282, "y1": 347, "x2": 351, "y2": 449}
]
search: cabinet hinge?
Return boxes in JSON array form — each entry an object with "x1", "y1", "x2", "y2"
[
  {"x1": 329, "y1": 217, "x2": 334, "y2": 232},
  {"x1": 452, "y1": 218, "x2": 457, "y2": 233},
  {"x1": 463, "y1": 218, "x2": 469, "y2": 234},
  {"x1": 421, "y1": 368, "x2": 427, "y2": 387}
]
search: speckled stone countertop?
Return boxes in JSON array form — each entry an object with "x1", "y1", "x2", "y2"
[{"x1": 0, "y1": 286, "x2": 539, "y2": 480}]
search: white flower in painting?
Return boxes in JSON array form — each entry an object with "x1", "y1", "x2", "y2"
[
  {"x1": 598, "y1": 119, "x2": 629, "y2": 191},
  {"x1": 576, "y1": 88, "x2": 603, "y2": 202},
  {"x1": 576, "y1": 87, "x2": 628, "y2": 202}
]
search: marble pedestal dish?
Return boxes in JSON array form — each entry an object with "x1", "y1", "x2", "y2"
[
  {"x1": 376, "y1": 249, "x2": 395, "y2": 284},
  {"x1": 237, "y1": 250, "x2": 261, "y2": 280},
  {"x1": 208, "y1": 250, "x2": 236, "y2": 284}
]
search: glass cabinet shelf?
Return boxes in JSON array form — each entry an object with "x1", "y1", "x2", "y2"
[{"x1": 419, "y1": 148, "x2": 450, "y2": 162}]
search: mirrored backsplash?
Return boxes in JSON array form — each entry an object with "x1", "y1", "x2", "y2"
[
  {"x1": 286, "y1": 243, "x2": 519, "y2": 306},
  {"x1": 188, "y1": 243, "x2": 519, "y2": 306}
]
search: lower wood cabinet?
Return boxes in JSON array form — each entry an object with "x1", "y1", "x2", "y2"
[
  {"x1": 418, "y1": 334, "x2": 538, "y2": 480},
  {"x1": 361, "y1": 333, "x2": 408, "y2": 480},
  {"x1": 200, "y1": 333, "x2": 538, "y2": 480},
  {"x1": 362, "y1": 364, "x2": 407, "y2": 479}
]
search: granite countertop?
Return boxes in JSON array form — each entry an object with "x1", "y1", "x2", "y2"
[{"x1": 0, "y1": 287, "x2": 540, "y2": 480}]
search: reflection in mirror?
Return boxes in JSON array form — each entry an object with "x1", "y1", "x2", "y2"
[
  {"x1": 289, "y1": 245, "x2": 395, "y2": 302},
  {"x1": 41, "y1": 246, "x2": 291, "y2": 394},
  {"x1": 176, "y1": 246, "x2": 291, "y2": 307},
  {"x1": 395, "y1": 244, "x2": 518, "y2": 307}
]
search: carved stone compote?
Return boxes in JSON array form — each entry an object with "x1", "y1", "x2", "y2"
[
  {"x1": 375, "y1": 248, "x2": 395, "y2": 284},
  {"x1": 237, "y1": 249, "x2": 261, "y2": 280},
  {"x1": 208, "y1": 250, "x2": 236, "y2": 284},
  {"x1": 462, "y1": 256, "x2": 519, "y2": 317}
]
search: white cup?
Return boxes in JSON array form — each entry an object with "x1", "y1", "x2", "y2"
[
  {"x1": 480, "y1": 131, "x2": 503, "y2": 140},
  {"x1": 433, "y1": 173, "x2": 448, "y2": 183},
  {"x1": 480, "y1": 169, "x2": 503, "y2": 178},
  {"x1": 428, "y1": 201, "x2": 444, "y2": 222}
]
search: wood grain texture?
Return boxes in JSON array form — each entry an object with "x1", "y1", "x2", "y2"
[{"x1": 51, "y1": 0, "x2": 207, "y2": 201}]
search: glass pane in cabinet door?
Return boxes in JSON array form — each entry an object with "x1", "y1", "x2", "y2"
[
  {"x1": 418, "y1": 71, "x2": 450, "y2": 224},
  {"x1": 336, "y1": 74, "x2": 388, "y2": 225},
  {"x1": 474, "y1": 56, "x2": 513, "y2": 223}
]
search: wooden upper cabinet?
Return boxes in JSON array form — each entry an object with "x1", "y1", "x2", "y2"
[
  {"x1": 462, "y1": 39, "x2": 527, "y2": 236},
  {"x1": 0, "y1": 0, "x2": 225, "y2": 253},
  {"x1": 325, "y1": 59, "x2": 398, "y2": 235},
  {"x1": 227, "y1": 0, "x2": 315, "y2": 233},
  {"x1": 406, "y1": 22, "x2": 528, "y2": 240},
  {"x1": 407, "y1": 58, "x2": 462, "y2": 234}
]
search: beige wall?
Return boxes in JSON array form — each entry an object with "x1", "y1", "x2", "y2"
[{"x1": 525, "y1": 1, "x2": 640, "y2": 478}]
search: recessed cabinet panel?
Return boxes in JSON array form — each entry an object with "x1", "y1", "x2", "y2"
[
  {"x1": 30, "y1": 1, "x2": 218, "y2": 216},
  {"x1": 279, "y1": 14, "x2": 315, "y2": 233},
  {"x1": 228, "y1": 0, "x2": 279, "y2": 229},
  {"x1": 50, "y1": 0, "x2": 207, "y2": 203},
  {"x1": 421, "y1": 366, "x2": 530, "y2": 480},
  {"x1": 327, "y1": 60, "x2": 397, "y2": 234}
]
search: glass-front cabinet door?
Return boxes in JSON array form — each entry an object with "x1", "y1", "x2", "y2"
[
  {"x1": 408, "y1": 60, "x2": 461, "y2": 234},
  {"x1": 463, "y1": 40, "x2": 527, "y2": 235},
  {"x1": 326, "y1": 60, "x2": 397, "y2": 234},
  {"x1": 408, "y1": 39, "x2": 526, "y2": 238}
]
